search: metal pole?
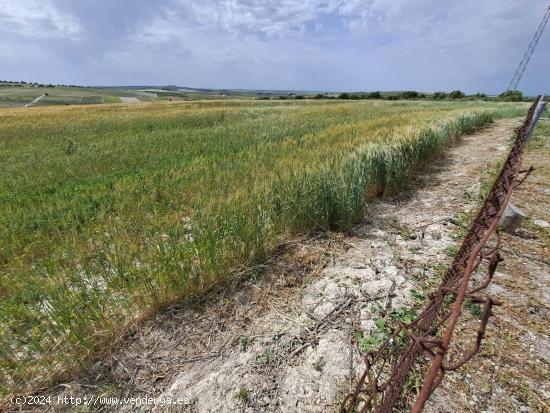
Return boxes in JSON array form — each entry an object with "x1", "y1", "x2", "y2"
[{"x1": 527, "y1": 95, "x2": 547, "y2": 138}]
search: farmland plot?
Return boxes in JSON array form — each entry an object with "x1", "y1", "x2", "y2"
[{"x1": 0, "y1": 99, "x2": 526, "y2": 396}]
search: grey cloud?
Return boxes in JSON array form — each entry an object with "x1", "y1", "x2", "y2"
[
  {"x1": 50, "y1": 0, "x2": 176, "y2": 38},
  {"x1": 0, "y1": 0, "x2": 548, "y2": 95},
  {"x1": 0, "y1": 0, "x2": 80, "y2": 38}
]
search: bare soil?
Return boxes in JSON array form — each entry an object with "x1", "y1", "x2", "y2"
[
  {"x1": 119, "y1": 97, "x2": 141, "y2": 104},
  {"x1": 18, "y1": 118, "x2": 549, "y2": 413}
]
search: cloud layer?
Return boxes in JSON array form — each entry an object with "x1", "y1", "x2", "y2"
[{"x1": 1, "y1": 0, "x2": 548, "y2": 94}]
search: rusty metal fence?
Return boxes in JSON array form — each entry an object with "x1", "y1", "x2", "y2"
[{"x1": 341, "y1": 96, "x2": 547, "y2": 413}]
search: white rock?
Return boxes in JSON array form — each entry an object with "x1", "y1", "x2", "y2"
[
  {"x1": 499, "y1": 203, "x2": 525, "y2": 233},
  {"x1": 533, "y1": 219, "x2": 550, "y2": 228}
]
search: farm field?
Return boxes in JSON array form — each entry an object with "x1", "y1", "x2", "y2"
[
  {"x1": 0, "y1": 99, "x2": 527, "y2": 398},
  {"x1": 0, "y1": 85, "x2": 155, "y2": 108},
  {"x1": 0, "y1": 83, "x2": 271, "y2": 108}
]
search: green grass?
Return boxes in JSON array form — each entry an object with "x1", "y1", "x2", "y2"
[
  {"x1": 103, "y1": 95, "x2": 121, "y2": 104},
  {"x1": 0, "y1": 99, "x2": 527, "y2": 397}
]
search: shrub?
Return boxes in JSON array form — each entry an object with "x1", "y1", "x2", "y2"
[
  {"x1": 400, "y1": 91, "x2": 420, "y2": 99},
  {"x1": 338, "y1": 92, "x2": 350, "y2": 99},
  {"x1": 449, "y1": 90, "x2": 465, "y2": 99},
  {"x1": 366, "y1": 91, "x2": 382, "y2": 99},
  {"x1": 433, "y1": 92, "x2": 447, "y2": 100},
  {"x1": 498, "y1": 90, "x2": 523, "y2": 102}
]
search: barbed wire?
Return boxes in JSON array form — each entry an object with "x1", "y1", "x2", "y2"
[{"x1": 341, "y1": 96, "x2": 546, "y2": 413}]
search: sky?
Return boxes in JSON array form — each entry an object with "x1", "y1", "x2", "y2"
[{"x1": 0, "y1": 0, "x2": 548, "y2": 95}]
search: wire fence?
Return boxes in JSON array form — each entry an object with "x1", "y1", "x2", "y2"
[{"x1": 340, "y1": 96, "x2": 547, "y2": 413}]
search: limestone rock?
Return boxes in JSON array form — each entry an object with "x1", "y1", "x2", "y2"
[{"x1": 499, "y1": 203, "x2": 525, "y2": 233}]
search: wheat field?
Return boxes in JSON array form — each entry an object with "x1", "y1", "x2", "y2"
[{"x1": 0, "y1": 99, "x2": 526, "y2": 396}]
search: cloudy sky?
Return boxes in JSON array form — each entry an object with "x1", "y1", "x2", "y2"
[{"x1": 1, "y1": 0, "x2": 548, "y2": 94}]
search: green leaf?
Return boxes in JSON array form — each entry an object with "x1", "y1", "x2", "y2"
[{"x1": 375, "y1": 318, "x2": 386, "y2": 330}]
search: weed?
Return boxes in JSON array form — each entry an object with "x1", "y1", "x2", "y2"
[
  {"x1": 239, "y1": 337, "x2": 250, "y2": 352},
  {"x1": 399, "y1": 228, "x2": 417, "y2": 240},
  {"x1": 312, "y1": 357, "x2": 326, "y2": 372},
  {"x1": 63, "y1": 140, "x2": 76, "y2": 155},
  {"x1": 464, "y1": 298, "x2": 482, "y2": 317},
  {"x1": 236, "y1": 386, "x2": 249, "y2": 403},
  {"x1": 255, "y1": 346, "x2": 273, "y2": 365},
  {"x1": 443, "y1": 244, "x2": 459, "y2": 257},
  {"x1": 358, "y1": 306, "x2": 418, "y2": 354},
  {"x1": 393, "y1": 251, "x2": 403, "y2": 262},
  {"x1": 517, "y1": 382, "x2": 532, "y2": 405},
  {"x1": 411, "y1": 290, "x2": 426, "y2": 304},
  {"x1": 390, "y1": 307, "x2": 417, "y2": 325}
]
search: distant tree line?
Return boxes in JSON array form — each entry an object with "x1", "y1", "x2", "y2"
[
  {"x1": 268, "y1": 89, "x2": 532, "y2": 102},
  {"x1": 0, "y1": 80, "x2": 85, "y2": 88},
  {"x1": 1, "y1": 80, "x2": 532, "y2": 103}
]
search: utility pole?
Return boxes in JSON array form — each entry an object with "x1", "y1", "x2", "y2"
[{"x1": 507, "y1": 6, "x2": 550, "y2": 91}]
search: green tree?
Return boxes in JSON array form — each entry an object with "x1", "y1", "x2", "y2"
[
  {"x1": 498, "y1": 90, "x2": 523, "y2": 102},
  {"x1": 400, "y1": 91, "x2": 420, "y2": 99},
  {"x1": 449, "y1": 90, "x2": 465, "y2": 99}
]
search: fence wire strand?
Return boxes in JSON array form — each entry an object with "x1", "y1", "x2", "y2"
[{"x1": 340, "y1": 96, "x2": 546, "y2": 413}]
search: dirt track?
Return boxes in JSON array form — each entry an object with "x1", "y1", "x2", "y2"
[
  {"x1": 119, "y1": 97, "x2": 141, "y2": 104},
  {"x1": 31, "y1": 118, "x2": 549, "y2": 413},
  {"x1": 425, "y1": 119, "x2": 550, "y2": 413}
]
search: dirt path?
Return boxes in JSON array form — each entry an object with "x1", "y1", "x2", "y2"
[
  {"x1": 424, "y1": 119, "x2": 550, "y2": 413},
  {"x1": 34, "y1": 117, "x2": 549, "y2": 413},
  {"x1": 119, "y1": 97, "x2": 141, "y2": 104},
  {"x1": 24, "y1": 94, "x2": 46, "y2": 107}
]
